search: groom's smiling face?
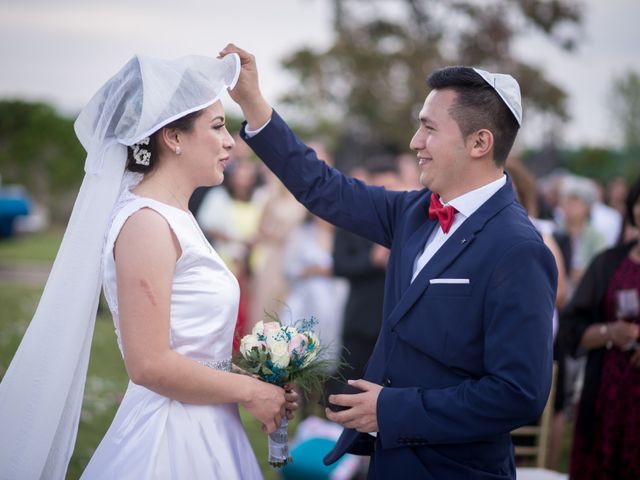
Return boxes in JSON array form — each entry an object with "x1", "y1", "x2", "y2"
[{"x1": 410, "y1": 89, "x2": 471, "y2": 202}]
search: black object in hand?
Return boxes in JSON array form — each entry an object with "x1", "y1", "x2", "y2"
[{"x1": 319, "y1": 380, "x2": 364, "y2": 412}]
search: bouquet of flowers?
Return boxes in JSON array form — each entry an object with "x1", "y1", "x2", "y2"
[{"x1": 237, "y1": 315, "x2": 331, "y2": 468}]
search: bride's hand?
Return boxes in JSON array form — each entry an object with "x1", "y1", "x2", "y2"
[
  {"x1": 241, "y1": 378, "x2": 286, "y2": 434},
  {"x1": 284, "y1": 384, "x2": 299, "y2": 420}
]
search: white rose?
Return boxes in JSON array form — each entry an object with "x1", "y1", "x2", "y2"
[
  {"x1": 265, "y1": 325, "x2": 285, "y2": 348},
  {"x1": 263, "y1": 321, "x2": 281, "y2": 339},
  {"x1": 251, "y1": 321, "x2": 264, "y2": 337},
  {"x1": 240, "y1": 334, "x2": 260, "y2": 357},
  {"x1": 269, "y1": 339, "x2": 291, "y2": 368}
]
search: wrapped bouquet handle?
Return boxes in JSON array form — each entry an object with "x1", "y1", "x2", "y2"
[
  {"x1": 237, "y1": 315, "x2": 335, "y2": 469},
  {"x1": 268, "y1": 417, "x2": 292, "y2": 467}
]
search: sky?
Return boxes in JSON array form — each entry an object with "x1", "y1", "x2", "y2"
[{"x1": 0, "y1": 0, "x2": 638, "y2": 149}]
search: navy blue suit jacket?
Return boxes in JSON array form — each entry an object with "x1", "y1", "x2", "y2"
[{"x1": 242, "y1": 112, "x2": 557, "y2": 480}]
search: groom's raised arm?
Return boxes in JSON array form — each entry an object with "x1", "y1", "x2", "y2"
[
  {"x1": 243, "y1": 111, "x2": 405, "y2": 247},
  {"x1": 220, "y1": 43, "x2": 407, "y2": 247}
]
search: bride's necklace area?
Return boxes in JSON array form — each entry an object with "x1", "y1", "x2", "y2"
[
  {"x1": 146, "y1": 180, "x2": 213, "y2": 253},
  {"x1": 148, "y1": 181, "x2": 189, "y2": 211}
]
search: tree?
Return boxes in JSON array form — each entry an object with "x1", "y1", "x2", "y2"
[
  {"x1": 609, "y1": 70, "x2": 640, "y2": 148},
  {"x1": 280, "y1": 0, "x2": 583, "y2": 166},
  {"x1": 0, "y1": 101, "x2": 249, "y2": 223},
  {"x1": 0, "y1": 101, "x2": 86, "y2": 220}
]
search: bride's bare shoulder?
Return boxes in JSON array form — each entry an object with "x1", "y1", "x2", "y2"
[{"x1": 114, "y1": 207, "x2": 181, "y2": 263}]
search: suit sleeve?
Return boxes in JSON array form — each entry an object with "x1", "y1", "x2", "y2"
[
  {"x1": 241, "y1": 111, "x2": 405, "y2": 248},
  {"x1": 377, "y1": 239, "x2": 557, "y2": 446}
]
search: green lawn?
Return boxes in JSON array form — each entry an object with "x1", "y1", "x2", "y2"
[
  {"x1": 0, "y1": 281, "x2": 290, "y2": 479},
  {"x1": 0, "y1": 231, "x2": 288, "y2": 479},
  {"x1": 0, "y1": 229, "x2": 63, "y2": 264}
]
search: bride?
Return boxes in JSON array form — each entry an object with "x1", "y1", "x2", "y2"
[{"x1": 0, "y1": 53, "x2": 297, "y2": 479}]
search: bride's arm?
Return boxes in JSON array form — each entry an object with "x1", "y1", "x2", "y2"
[{"x1": 114, "y1": 208, "x2": 290, "y2": 432}]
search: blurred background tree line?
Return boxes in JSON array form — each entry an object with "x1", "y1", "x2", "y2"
[{"x1": 0, "y1": 0, "x2": 638, "y2": 223}]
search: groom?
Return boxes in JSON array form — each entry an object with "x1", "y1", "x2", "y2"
[{"x1": 221, "y1": 45, "x2": 557, "y2": 479}]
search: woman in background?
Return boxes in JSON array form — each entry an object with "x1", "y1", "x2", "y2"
[{"x1": 559, "y1": 177, "x2": 640, "y2": 480}]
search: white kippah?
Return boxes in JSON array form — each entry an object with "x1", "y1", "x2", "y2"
[{"x1": 473, "y1": 68, "x2": 522, "y2": 126}]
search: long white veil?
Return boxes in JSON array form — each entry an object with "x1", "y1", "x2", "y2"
[{"x1": 0, "y1": 53, "x2": 240, "y2": 480}]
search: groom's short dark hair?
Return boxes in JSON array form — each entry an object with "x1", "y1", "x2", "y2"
[{"x1": 427, "y1": 66, "x2": 519, "y2": 167}]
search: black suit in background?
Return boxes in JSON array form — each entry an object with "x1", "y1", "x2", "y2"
[{"x1": 326, "y1": 228, "x2": 386, "y2": 395}]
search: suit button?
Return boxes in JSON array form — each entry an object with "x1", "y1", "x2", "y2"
[{"x1": 385, "y1": 378, "x2": 392, "y2": 386}]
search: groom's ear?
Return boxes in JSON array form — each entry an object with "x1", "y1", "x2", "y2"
[{"x1": 467, "y1": 129, "x2": 494, "y2": 160}]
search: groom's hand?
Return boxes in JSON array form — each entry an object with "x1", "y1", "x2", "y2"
[
  {"x1": 218, "y1": 44, "x2": 272, "y2": 130},
  {"x1": 325, "y1": 379, "x2": 382, "y2": 433},
  {"x1": 284, "y1": 384, "x2": 299, "y2": 420}
]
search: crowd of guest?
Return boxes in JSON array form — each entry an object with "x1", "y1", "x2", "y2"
[
  {"x1": 500, "y1": 162, "x2": 639, "y2": 479},
  {"x1": 558, "y1": 178, "x2": 640, "y2": 479}
]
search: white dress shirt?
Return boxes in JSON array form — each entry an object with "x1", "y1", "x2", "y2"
[
  {"x1": 411, "y1": 175, "x2": 506, "y2": 282},
  {"x1": 245, "y1": 120, "x2": 271, "y2": 137}
]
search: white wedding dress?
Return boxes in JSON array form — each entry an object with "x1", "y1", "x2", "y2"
[{"x1": 81, "y1": 190, "x2": 262, "y2": 479}]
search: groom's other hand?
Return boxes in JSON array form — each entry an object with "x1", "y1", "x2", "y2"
[
  {"x1": 326, "y1": 379, "x2": 382, "y2": 433},
  {"x1": 284, "y1": 384, "x2": 299, "y2": 420},
  {"x1": 218, "y1": 44, "x2": 272, "y2": 130}
]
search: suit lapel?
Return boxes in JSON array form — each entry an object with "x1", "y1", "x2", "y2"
[
  {"x1": 388, "y1": 179, "x2": 516, "y2": 329},
  {"x1": 389, "y1": 219, "x2": 478, "y2": 329},
  {"x1": 400, "y1": 203, "x2": 439, "y2": 292}
]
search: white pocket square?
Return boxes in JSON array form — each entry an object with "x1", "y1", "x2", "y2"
[{"x1": 429, "y1": 278, "x2": 470, "y2": 284}]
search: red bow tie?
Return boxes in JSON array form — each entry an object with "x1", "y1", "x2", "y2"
[{"x1": 429, "y1": 194, "x2": 457, "y2": 234}]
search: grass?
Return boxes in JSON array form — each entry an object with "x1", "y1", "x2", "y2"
[
  {"x1": 0, "y1": 229, "x2": 63, "y2": 264},
  {"x1": 0, "y1": 231, "x2": 291, "y2": 479},
  {"x1": 1, "y1": 285, "x2": 292, "y2": 479},
  {"x1": 0, "y1": 281, "x2": 293, "y2": 479}
]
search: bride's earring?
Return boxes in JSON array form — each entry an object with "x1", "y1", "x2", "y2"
[{"x1": 175, "y1": 145, "x2": 182, "y2": 155}]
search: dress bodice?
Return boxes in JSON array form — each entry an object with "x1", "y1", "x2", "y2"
[{"x1": 102, "y1": 189, "x2": 240, "y2": 367}]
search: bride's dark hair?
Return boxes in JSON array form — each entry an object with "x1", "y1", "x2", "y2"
[{"x1": 126, "y1": 109, "x2": 203, "y2": 173}]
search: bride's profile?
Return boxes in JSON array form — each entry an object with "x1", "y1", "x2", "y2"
[{"x1": 0, "y1": 53, "x2": 296, "y2": 479}]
